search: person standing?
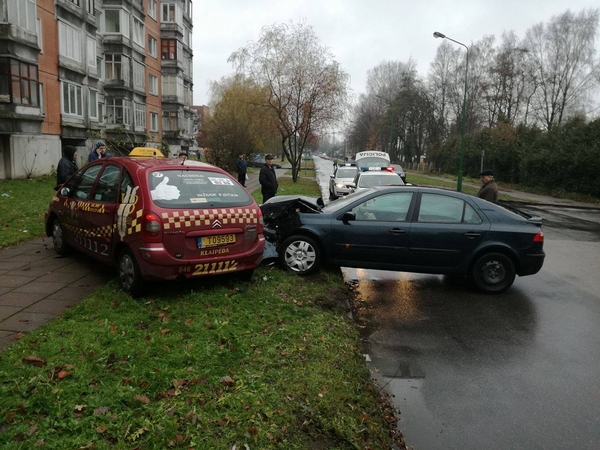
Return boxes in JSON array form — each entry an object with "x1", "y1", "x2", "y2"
[
  {"x1": 56, "y1": 145, "x2": 78, "y2": 188},
  {"x1": 88, "y1": 140, "x2": 111, "y2": 162},
  {"x1": 259, "y1": 154, "x2": 278, "y2": 203},
  {"x1": 236, "y1": 153, "x2": 247, "y2": 186},
  {"x1": 477, "y1": 169, "x2": 498, "y2": 202}
]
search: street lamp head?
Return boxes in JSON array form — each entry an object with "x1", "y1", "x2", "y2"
[{"x1": 433, "y1": 31, "x2": 446, "y2": 39}]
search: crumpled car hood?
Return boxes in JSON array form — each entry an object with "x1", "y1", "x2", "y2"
[{"x1": 260, "y1": 196, "x2": 324, "y2": 246}]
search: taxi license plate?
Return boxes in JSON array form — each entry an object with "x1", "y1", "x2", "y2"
[{"x1": 198, "y1": 234, "x2": 236, "y2": 248}]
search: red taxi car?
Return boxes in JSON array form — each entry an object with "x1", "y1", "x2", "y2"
[{"x1": 45, "y1": 148, "x2": 265, "y2": 295}]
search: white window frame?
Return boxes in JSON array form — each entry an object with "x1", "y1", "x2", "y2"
[
  {"x1": 161, "y1": 3, "x2": 181, "y2": 23},
  {"x1": 61, "y1": 80, "x2": 83, "y2": 116},
  {"x1": 148, "y1": 0, "x2": 157, "y2": 20},
  {"x1": 149, "y1": 74, "x2": 158, "y2": 96},
  {"x1": 106, "y1": 98, "x2": 131, "y2": 125},
  {"x1": 69, "y1": 0, "x2": 80, "y2": 7},
  {"x1": 105, "y1": 54, "x2": 130, "y2": 83},
  {"x1": 150, "y1": 111, "x2": 158, "y2": 132},
  {"x1": 133, "y1": 60, "x2": 145, "y2": 89},
  {"x1": 162, "y1": 75, "x2": 184, "y2": 99},
  {"x1": 104, "y1": 9, "x2": 130, "y2": 39},
  {"x1": 9, "y1": 0, "x2": 37, "y2": 33},
  {"x1": 134, "y1": 102, "x2": 146, "y2": 128},
  {"x1": 148, "y1": 35, "x2": 157, "y2": 58},
  {"x1": 87, "y1": 37, "x2": 96, "y2": 69},
  {"x1": 58, "y1": 21, "x2": 82, "y2": 62},
  {"x1": 89, "y1": 88, "x2": 98, "y2": 120},
  {"x1": 37, "y1": 18, "x2": 43, "y2": 52},
  {"x1": 39, "y1": 83, "x2": 45, "y2": 116},
  {"x1": 133, "y1": 17, "x2": 144, "y2": 48},
  {"x1": 86, "y1": 0, "x2": 94, "y2": 15}
]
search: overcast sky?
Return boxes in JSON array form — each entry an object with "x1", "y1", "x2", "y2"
[{"x1": 192, "y1": 0, "x2": 599, "y2": 106}]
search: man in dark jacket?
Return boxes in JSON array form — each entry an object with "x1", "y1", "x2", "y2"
[
  {"x1": 477, "y1": 169, "x2": 498, "y2": 202},
  {"x1": 259, "y1": 154, "x2": 278, "y2": 203},
  {"x1": 88, "y1": 140, "x2": 111, "y2": 162},
  {"x1": 56, "y1": 145, "x2": 78, "y2": 189},
  {"x1": 235, "y1": 153, "x2": 247, "y2": 186}
]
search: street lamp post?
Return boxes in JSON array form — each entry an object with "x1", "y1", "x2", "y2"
[{"x1": 434, "y1": 31, "x2": 469, "y2": 192}]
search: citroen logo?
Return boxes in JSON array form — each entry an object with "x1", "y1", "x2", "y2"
[{"x1": 212, "y1": 219, "x2": 222, "y2": 228}]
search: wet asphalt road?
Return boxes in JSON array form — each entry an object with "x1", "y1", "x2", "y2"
[{"x1": 313, "y1": 157, "x2": 600, "y2": 450}]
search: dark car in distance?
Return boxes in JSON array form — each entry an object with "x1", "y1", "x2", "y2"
[
  {"x1": 261, "y1": 186, "x2": 545, "y2": 294},
  {"x1": 247, "y1": 154, "x2": 282, "y2": 169}
]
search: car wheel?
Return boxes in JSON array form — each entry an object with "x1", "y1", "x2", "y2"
[
  {"x1": 118, "y1": 248, "x2": 143, "y2": 296},
  {"x1": 51, "y1": 218, "x2": 69, "y2": 255},
  {"x1": 470, "y1": 252, "x2": 516, "y2": 294},
  {"x1": 280, "y1": 235, "x2": 321, "y2": 276}
]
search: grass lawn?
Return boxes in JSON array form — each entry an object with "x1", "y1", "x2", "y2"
[{"x1": 0, "y1": 175, "x2": 401, "y2": 449}]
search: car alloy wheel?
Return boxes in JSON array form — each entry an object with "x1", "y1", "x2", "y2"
[
  {"x1": 470, "y1": 252, "x2": 516, "y2": 294},
  {"x1": 280, "y1": 235, "x2": 321, "y2": 276},
  {"x1": 118, "y1": 248, "x2": 143, "y2": 296},
  {"x1": 52, "y1": 218, "x2": 69, "y2": 255}
]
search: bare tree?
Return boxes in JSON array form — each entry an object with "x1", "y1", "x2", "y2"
[
  {"x1": 524, "y1": 8, "x2": 600, "y2": 130},
  {"x1": 229, "y1": 21, "x2": 350, "y2": 181}
]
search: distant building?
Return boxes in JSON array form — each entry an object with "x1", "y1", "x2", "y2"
[{"x1": 0, "y1": 0, "x2": 195, "y2": 179}]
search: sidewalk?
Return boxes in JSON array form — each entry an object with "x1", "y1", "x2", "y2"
[{"x1": 0, "y1": 166, "x2": 288, "y2": 352}]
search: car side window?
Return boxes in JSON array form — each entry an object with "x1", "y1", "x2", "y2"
[
  {"x1": 351, "y1": 192, "x2": 413, "y2": 221},
  {"x1": 93, "y1": 165, "x2": 121, "y2": 203},
  {"x1": 119, "y1": 171, "x2": 136, "y2": 203},
  {"x1": 72, "y1": 165, "x2": 102, "y2": 200},
  {"x1": 418, "y1": 193, "x2": 482, "y2": 224}
]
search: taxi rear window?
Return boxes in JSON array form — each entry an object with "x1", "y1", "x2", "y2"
[{"x1": 148, "y1": 169, "x2": 253, "y2": 208}]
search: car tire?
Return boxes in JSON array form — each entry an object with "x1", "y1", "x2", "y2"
[
  {"x1": 470, "y1": 252, "x2": 516, "y2": 294},
  {"x1": 51, "y1": 218, "x2": 69, "y2": 255},
  {"x1": 118, "y1": 248, "x2": 143, "y2": 296},
  {"x1": 280, "y1": 235, "x2": 321, "y2": 276}
]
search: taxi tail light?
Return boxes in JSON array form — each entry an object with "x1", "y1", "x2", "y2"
[
  {"x1": 257, "y1": 208, "x2": 264, "y2": 233},
  {"x1": 142, "y1": 211, "x2": 163, "y2": 243},
  {"x1": 533, "y1": 231, "x2": 544, "y2": 243}
]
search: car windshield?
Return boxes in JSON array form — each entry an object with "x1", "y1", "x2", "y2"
[
  {"x1": 336, "y1": 168, "x2": 358, "y2": 178},
  {"x1": 358, "y1": 174, "x2": 403, "y2": 188},
  {"x1": 149, "y1": 169, "x2": 252, "y2": 208}
]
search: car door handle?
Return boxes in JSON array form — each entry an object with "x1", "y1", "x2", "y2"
[
  {"x1": 389, "y1": 228, "x2": 408, "y2": 235},
  {"x1": 464, "y1": 232, "x2": 481, "y2": 238}
]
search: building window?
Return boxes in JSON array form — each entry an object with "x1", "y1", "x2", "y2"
[
  {"x1": 61, "y1": 81, "x2": 82, "y2": 116},
  {"x1": 162, "y1": 75, "x2": 183, "y2": 99},
  {"x1": 133, "y1": 60, "x2": 145, "y2": 89},
  {"x1": 37, "y1": 18, "x2": 43, "y2": 52},
  {"x1": 148, "y1": 36, "x2": 157, "y2": 58},
  {"x1": 104, "y1": 9, "x2": 130, "y2": 39},
  {"x1": 133, "y1": 18, "x2": 144, "y2": 48},
  {"x1": 148, "y1": 0, "x2": 157, "y2": 19},
  {"x1": 150, "y1": 111, "x2": 158, "y2": 131},
  {"x1": 3, "y1": 59, "x2": 39, "y2": 106},
  {"x1": 134, "y1": 102, "x2": 146, "y2": 128},
  {"x1": 106, "y1": 98, "x2": 131, "y2": 125},
  {"x1": 69, "y1": 0, "x2": 80, "y2": 7},
  {"x1": 96, "y1": 57, "x2": 103, "y2": 78},
  {"x1": 86, "y1": 0, "x2": 94, "y2": 15},
  {"x1": 9, "y1": 0, "x2": 37, "y2": 33},
  {"x1": 105, "y1": 54, "x2": 130, "y2": 82},
  {"x1": 87, "y1": 37, "x2": 96, "y2": 68},
  {"x1": 161, "y1": 39, "x2": 178, "y2": 60},
  {"x1": 39, "y1": 83, "x2": 45, "y2": 115},
  {"x1": 162, "y1": 111, "x2": 179, "y2": 131},
  {"x1": 89, "y1": 89, "x2": 98, "y2": 120},
  {"x1": 162, "y1": 4, "x2": 175, "y2": 22},
  {"x1": 187, "y1": 0, "x2": 192, "y2": 17},
  {"x1": 58, "y1": 22, "x2": 82, "y2": 62},
  {"x1": 149, "y1": 74, "x2": 158, "y2": 95}
]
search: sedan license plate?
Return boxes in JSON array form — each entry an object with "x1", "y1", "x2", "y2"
[{"x1": 198, "y1": 234, "x2": 236, "y2": 248}]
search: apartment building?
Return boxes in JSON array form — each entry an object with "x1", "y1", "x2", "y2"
[{"x1": 0, "y1": 0, "x2": 195, "y2": 180}]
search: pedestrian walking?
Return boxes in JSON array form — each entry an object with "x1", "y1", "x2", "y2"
[
  {"x1": 88, "y1": 140, "x2": 111, "y2": 162},
  {"x1": 56, "y1": 145, "x2": 78, "y2": 189},
  {"x1": 259, "y1": 154, "x2": 278, "y2": 203},
  {"x1": 236, "y1": 153, "x2": 247, "y2": 187},
  {"x1": 477, "y1": 169, "x2": 498, "y2": 202}
]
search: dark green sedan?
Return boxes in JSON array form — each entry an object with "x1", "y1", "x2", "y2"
[{"x1": 260, "y1": 186, "x2": 545, "y2": 294}]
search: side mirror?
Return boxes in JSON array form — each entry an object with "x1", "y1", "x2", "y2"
[
  {"x1": 60, "y1": 187, "x2": 70, "y2": 196},
  {"x1": 340, "y1": 211, "x2": 356, "y2": 223},
  {"x1": 330, "y1": 174, "x2": 334, "y2": 178},
  {"x1": 347, "y1": 183, "x2": 356, "y2": 189}
]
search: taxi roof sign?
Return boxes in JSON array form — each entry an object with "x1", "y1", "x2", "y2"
[{"x1": 129, "y1": 147, "x2": 164, "y2": 158}]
